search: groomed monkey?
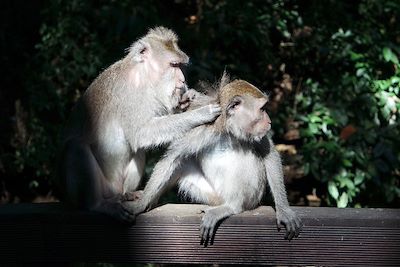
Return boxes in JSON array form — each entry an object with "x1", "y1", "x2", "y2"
[
  {"x1": 124, "y1": 73, "x2": 302, "y2": 244},
  {"x1": 56, "y1": 27, "x2": 221, "y2": 222}
]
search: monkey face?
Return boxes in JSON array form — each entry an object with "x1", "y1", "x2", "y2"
[
  {"x1": 129, "y1": 32, "x2": 189, "y2": 112},
  {"x1": 226, "y1": 94, "x2": 271, "y2": 142}
]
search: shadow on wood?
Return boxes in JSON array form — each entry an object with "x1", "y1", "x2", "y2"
[{"x1": 0, "y1": 203, "x2": 399, "y2": 265}]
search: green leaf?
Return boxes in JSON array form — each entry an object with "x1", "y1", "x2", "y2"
[
  {"x1": 383, "y1": 47, "x2": 399, "y2": 64},
  {"x1": 328, "y1": 181, "x2": 339, "y2": 200},
  {"x1": 356, "y1": 68, "x2": 365, "y2": 77},
  {"x1": 337, "y1": 192, "x2": 349, "y2": 208},
  {"x1": 354, "y1": 173, "x2": 364, "y2": 186},
  {"x1": 343, "y1": 159, "x2": 353, "y2": 167},
  {"x1": 309, "y1": 123, "x2": 319, "y2": 134}
]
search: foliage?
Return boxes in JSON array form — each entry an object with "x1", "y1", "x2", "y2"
[{"x1": 1, "y1": 0, "x2": 399, "y2": 207}]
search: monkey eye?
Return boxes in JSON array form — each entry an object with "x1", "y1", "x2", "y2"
[
  {"x1": 261, "y1": 103, "x2": 268, "y2": 111},
  {"x1": 170, "y1": 62, "x2": 182, "y2": 68},
  {"x1": 227, "y1": 96, "x2": 242, "y2": 115},
  {"x1": 231, "y1": 100, "x2": 241, "y2": 108}
]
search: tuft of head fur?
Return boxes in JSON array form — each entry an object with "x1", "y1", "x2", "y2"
[{"x1": 146, "y1": 26, "x2": 178, "y2": 42}]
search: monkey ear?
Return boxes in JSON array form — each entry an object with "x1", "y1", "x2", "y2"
[
  {"x1": 129, "y1": 40, "x2": 150, "y2": 63},
  {"x1": 226, "y1": 96, "x2": 242, "y2": 116}
]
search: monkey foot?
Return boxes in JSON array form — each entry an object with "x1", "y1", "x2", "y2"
[{"x1": 121, "y1": 190, "x2": 144, "y2": 201}]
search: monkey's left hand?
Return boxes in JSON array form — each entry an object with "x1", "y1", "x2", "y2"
[
  {"x1": 179, "y1": 89, "x2": 200, "y2": 110},
  {"x1": 276, "y1": 208, "x2": 302, "y2": 240},
  {"x1": 199, "y1": 207, "x2": 220, "y2": 246}
]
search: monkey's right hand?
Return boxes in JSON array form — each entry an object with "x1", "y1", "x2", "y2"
[{"x1": 190, "y1": 104, "x2": 221, "y2": 124}]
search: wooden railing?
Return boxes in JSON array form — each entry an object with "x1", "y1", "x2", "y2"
[{"x1": 0, "y1": 203, "x2": 399, "y2": 266}]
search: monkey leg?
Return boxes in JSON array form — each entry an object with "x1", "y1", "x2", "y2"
[
  {"x1": 122, "y1": 150, "x2": 145, "y2": 195},
  {"x1": 178, "y1": 162, "x2": 222, "y2": 205},
  {"x1": 60, "y1": 139, "x2": 135, "y2": 223}
]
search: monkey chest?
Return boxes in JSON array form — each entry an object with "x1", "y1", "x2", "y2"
[{"x1": 200, "y1": 147, "x2": 266, "y2": 200}]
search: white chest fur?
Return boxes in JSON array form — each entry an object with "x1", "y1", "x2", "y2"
[{"x1": 200, "y1": 141, "x2": 267, "y2": 210}]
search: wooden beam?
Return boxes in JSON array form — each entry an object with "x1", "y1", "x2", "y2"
[{"x1": 0, "y1": 203, "x2": 399, "y2": 265}]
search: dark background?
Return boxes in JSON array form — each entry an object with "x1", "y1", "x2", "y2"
[{"x1": 1, "y1": 0, "x2": 399, "y2": 208}]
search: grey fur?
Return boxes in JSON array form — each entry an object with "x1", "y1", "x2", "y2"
[
  {"x1": 124, "y1": 76, "x2": 302, "y2": 243},
  {"x1": 56, "y1": 27, "x2": 221, "y2": 222}
]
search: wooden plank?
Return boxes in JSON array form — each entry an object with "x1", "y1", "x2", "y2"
[{"x1": 0, "y1": 203, "x2": 399, "y2": 266}]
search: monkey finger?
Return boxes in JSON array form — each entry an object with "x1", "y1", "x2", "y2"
[
  {"x1": 202, "y1": 227, "x2": 209, "y2": 242},
  {"x1": 203, "y1": 228, "x2": 211, "y2": 247},
  {"x1": 209, "y1": 104, "x2": 222, "y2": 114},
  {"x1": 199, "y1": 225, "x2": 205, "y2": 238},
  {"x1": 287, "y1": 227, "x2": 296, "y2": 241},
  {"x1": 284, "y1": 229, "x2": 290, "y2": 240},
  {"x1": 179, "y1": 102, "x2": 190, "y2": 110},
  {"x1": 200, "y1": 223, "x2": 211, "y2": 245},
  {"x1": 283, "y1": 221, "x2": 293, "y2": 240},
  {"x1": 209, "y1": 226, "x2": 215, "y2": 245},
  {"x1": 276, "y1": 219, "x2": 282, "y2": 232},
  {"x1": 294, "y1": 218, "x2": 303, "y2": 237}
]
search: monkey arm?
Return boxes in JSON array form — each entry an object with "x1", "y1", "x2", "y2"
[
  {"x1": 133, "y1": 104, "x2": 221, "y2": 149},
  {"x1": 264, "y1": 146, "x2": 290, "y2": 210},
  {"x1": 264, "y1": 140, "x2": 302, "y2": 239}
]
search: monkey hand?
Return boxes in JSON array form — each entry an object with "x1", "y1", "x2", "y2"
[
  {"x1": 191, "y1": 104, "x2": 221, "y2": 124},
  {"x1": 179, "y1": 89, "x2": 200, "y2": 110},
  {"x1": 276, "y1": 207, "x2": 302, "y2": 240},
  {"x1": 199, "y1": 207, "x2": 220, "y2": 246}
]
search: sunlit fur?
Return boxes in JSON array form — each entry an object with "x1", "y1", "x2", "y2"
[
  {"x1": 130, "y1": 73, "x2": 302, "y2": 242},
  {"x1": 57, "y1": 27, "x2": 221, "y2": 222}
]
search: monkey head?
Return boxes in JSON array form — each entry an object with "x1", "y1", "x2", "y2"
[
  {"x1": 128, "y1": 26, "x2": 189, "y2": 111},
  {"x1": 215, "y1": 79, "x2": 271, "y2": 142}
]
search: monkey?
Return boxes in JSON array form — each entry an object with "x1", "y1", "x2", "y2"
[
  {"x1": 56, "y1": 26, "x2": 221, "y2": 223},
  {"x1": 123, "y1": 73, "x2": 302, "y2": 244}
]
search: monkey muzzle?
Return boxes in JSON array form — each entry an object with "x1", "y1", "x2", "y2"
[{"x1": 175, "y1": 84, "x2": 188, "y2": 99}]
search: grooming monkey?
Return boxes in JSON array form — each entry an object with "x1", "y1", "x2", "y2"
[
  {"x1": 124, "y1": 73, "x2": 302, "y2": 243},
  {"x1": 56, "y1": 27, "x2": 221, "y2": 222}
]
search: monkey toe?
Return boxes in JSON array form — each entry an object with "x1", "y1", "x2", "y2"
[
  {"x1": 114, "y1": 205, "x2": 136, "y2": 224},
  {"x1": 120, "y1": 212, "x2": 135, "y2": 224}
]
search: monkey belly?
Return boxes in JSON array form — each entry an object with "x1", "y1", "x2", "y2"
[{"x1": 200, "y1": 146, "x2": 266, "y2": 210}]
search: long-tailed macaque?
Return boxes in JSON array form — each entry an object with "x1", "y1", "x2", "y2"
[
  {"x1": 124, "y1": 73, "x2": 302, "y2": 244},
  {"x1": 56, "y1": 27, "x2": 221, "y2": 222}
]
